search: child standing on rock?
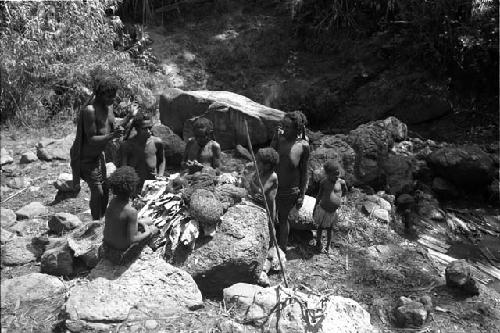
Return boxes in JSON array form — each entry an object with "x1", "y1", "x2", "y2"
[
  {"x1": 313, "y1": 161, "x2": 347, "y2": 253},
  {"x1": 100, "y1": 166, "x2": 158, "y2": 264},
  {"x1": 247, "y1": 147, "x2": 279, "y2": 225}
]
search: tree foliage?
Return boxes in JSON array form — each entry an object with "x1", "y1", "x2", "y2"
[{"x1": 0, "y1": 0, "x2": 163, "y2": 126}]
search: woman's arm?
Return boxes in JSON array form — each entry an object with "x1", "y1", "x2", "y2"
[{"x1": 156, "y1": 139, "x2": 166, "y2": 177}]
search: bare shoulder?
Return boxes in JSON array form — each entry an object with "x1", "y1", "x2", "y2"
[
  {"x1": 82, "y1": 105, "x2": 96, "y2": 118},
  {"x1": 210, "y1": 140, "x2": 221, "y2": 150}
]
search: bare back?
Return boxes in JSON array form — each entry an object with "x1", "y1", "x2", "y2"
[{"x1": 104, "y1": 199, "x2": 137, "y2": 250}]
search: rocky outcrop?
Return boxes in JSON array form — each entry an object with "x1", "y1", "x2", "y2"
[
  {"x1": 168, "y1": 203, "x2": 269, "y2": 296},
  {"x1": 222, "y1": 283, "x2": 374, "y2": 333},
  {"x1": 64, "y1": 249, "x2": 203, "y2": 332},
  {"x1": 346, "y1": 117, "x2": 407, "y2": 187},
  {"x1": 1, "y1": 273, "x2": 66, "y2": 332},
  {"x1": 20, "y1": 151, "x2": 38, "y2": 164},
  {"x1": 159, "y1": 88, "x2": 284, "y2": 149},
  {"x1": 427, "y1": 145, "x2": 496, "y2": 190},
  {"x1": 381, "y1": 154, "x2": 416, "y2": 195}
]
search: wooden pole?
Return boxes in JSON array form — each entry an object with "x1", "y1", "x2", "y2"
[{"x1": 244, "y1": 120, "x2": 288, "y2": 287}]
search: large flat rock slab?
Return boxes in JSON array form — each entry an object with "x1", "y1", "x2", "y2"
[
  {"x1": 1, "y1": 273, "x2": 66, "y2": 332},
  {"x1": 159, "y1": 88, "x2": 284, "y2": 149},
  {"x1": 64, "y1": 250, "x2": 203, "y2": 332}
]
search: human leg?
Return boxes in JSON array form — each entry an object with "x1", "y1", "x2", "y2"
[
  {"x1": 316, "y1": 229, "x2": 323, "y2": 253},
  {"x1": 276, "y1": 189, "x2": 299, "y2": 252},
  {"x1": 81, "y1": 157, "x2": 107, "y2": 221},
  {"x1": 325, "y1": 228, "x2": 333, "y2": 253}
]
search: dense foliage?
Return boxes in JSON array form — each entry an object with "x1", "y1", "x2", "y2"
[
  {"x1": 291, "y1": 0, "x2": 498, "y2": 100},
  {"x1": 0, "y1": 0, "x2": 163, "y2": 126}
]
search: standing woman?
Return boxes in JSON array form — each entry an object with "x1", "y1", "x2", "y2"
[{"x1": 271, "y1": 111, "x2": 310, "y2": 253}]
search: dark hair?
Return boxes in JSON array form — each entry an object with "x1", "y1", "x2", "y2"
[
  {"x1": 324, "y1": 160, "x2": 340, "y2": 176},
  {"x1": 193, "y1": 117, "x2": 214, "y2": 133},
  {"x1": 94, "y1": 76, "x2": 120, "y2": 97},
  {"x1": 256, "y1": 147, "x2": 279, "y2": 169},
  {"x1": 284, "y1": 110, "x2": 308, "y2": 139},
  {"x1": 108, "y1": 166, "x2": 139, "y2": 197},
  {"x1": 132, "y1": 112, "x2": 152, "y2": 129}
]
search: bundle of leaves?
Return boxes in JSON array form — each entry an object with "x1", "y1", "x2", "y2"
[{"x1": 188, "y1": 188, "x2": 224, "y2": 227}]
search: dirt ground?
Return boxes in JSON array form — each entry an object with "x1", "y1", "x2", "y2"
[{"x1": 1, "y1": 124, "x2": 499, "y2": 332}]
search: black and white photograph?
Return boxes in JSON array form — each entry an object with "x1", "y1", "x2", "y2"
[{"x1": 0, "y1": 0, "x2": 499, "y2": 332}]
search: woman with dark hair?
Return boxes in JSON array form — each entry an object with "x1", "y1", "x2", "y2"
[
  {"x1": 271, "y1": 110, "x2": 310, "y2": 253},
  {"x1": 182, "y1": 116, "x2": 221, "y2": 174}
]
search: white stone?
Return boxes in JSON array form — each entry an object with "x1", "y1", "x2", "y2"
[
  {"x1": 20, "y1": 151, "x2": 38, "y2": 164},
  {"x1": 0, "y1": 147, "x2": 13, "y2": 165},
  {"x1": 15, "y1": 201, "x2": 48, "y2": 220}
]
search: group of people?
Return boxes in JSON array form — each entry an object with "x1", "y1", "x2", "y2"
[{"x1": 69, "y1": 76, "x2": 347, "y2": 264}]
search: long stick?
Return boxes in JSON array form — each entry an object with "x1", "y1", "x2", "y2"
[{"x1": 244, "y1": 120, "x2": 288, "y2": 287}]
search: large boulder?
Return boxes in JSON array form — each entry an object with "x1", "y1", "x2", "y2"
[
  {"x1": 346, "y1": 117, "x2": 407, "y2": 187},
  {"x1": 64, "y1": 250, "x2": 203, "y2": 332},
  {"x1": 308, "y1": 135, "x2": 356, "y2": 192},
  {"x1": 36, "y1": 135, "x2": 74, "y2": 161},
  {"x1": 159, "y1": 88, "x2": 285, "y2": 149},
  {"x1": 169, "y1": 203, "x2": 269, "y2": 297},
  {"x1": 427, "y1": 145, "x2": 496, "y2": 190},
  {"x1": 1, "y1": 273, "x2": 66, "y2": 332},
  {"x1": 222, "y1": 283, "x2": 374, "y2": 332},
  {"x1": 151, "y1": 124, "x2": 186, "y2": 166}
]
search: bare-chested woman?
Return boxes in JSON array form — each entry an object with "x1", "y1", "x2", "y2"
[
  {"x1": 182, "y1": 117, "x2": 221, "y2": 174},
  {"x1": 70, "y1": 76, "x2": 134, "y2": 220},
  {"x1": 271, "y1": 111, "x2": 310, "y2": 252}
]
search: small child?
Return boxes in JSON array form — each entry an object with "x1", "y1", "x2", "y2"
[
  {"x1": 247, "y1": 148, "x2": 279, "y2": 225},
  {"x1": 313, "y1": 161, "x2": 347, "y2": 253},
  {"x1": 101, "y1": 166, "x2": 158, "y2": 264}
]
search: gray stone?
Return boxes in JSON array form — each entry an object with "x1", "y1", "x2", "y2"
[
  {"x1": 363, "y1": 201, "x2": 380, "y2": 215},
  {"x1": 169, "y1": 203, "x2": 269, "y2": 297},
  {"x1": 67, "y1": 221, "x2": 104, "y2": 269},
  {"x1": 288, "y1": 194, "x2": 316, "y2": 230},
  {"x1": 15, "y1": 201, "x2": 48, "y2": 220},
  {"x1": 7, "y1": 176, "x2": 31, "y2": 189},
  {"x1": 41, "y1": 241, "x2": 74, "y2": 276},
  {"x1": 189, "y1": 188, "x2": 223, "y2": 233},
  {"x1": 48, "y1": 213, "x2": 83, "y2": 234},
  {"x1": 159, "y1": 88, "x2": 285, "y2": 149},
  {"x1": 0, "y1": 208, "x2": 16, "y2": 228},
  {"x1": 223, "y1": 283, "x2": 374, "y2": 332},
  {"x1": 428, "y1": 145, "x2": 496, "y2": 190},
  {"x1": 9, "y1": 218, "x2": 47, "y2": 236},
  {"x1": 151, "y1": 124, "x2": 186, "y2": 166},
  {"x1": 1, "y1": 273, "x2": 66, "y2": 332},
  {"x1": 346, "y1": 117, "x2": 408, "y2": 187},
  {"x1": 36, "y1": 134, "x2": 73, "y2": 161},
  {"x1": 373, "y1": 208, "x2": 390, "y2": 222},
  {"x1": 0, "y1": 147, "x2": 13, "y2": 165},
  {"x1": 1, "y1": 227, "x2": 16, "y2": 244},
  {"x1": 20, "y1": 151, "x2": 38, "y2": 164},
  {"x1": 445, "y1": 260, "x2": 480, "y2": 295},
  {"x1": 214, "y1": 184, "x2": 247, "y2": 211},
  {"x1": 64, "y1": 249, "x2": 203, "y2": 332},
  {"x1": 382, "y1": 154, "x2": 416, "y2": 195},
  {"x1": 53, "y1": 172, "x2": 75, "y2": 192},
  {"x1": 1, "y1": 237, "x2": 41, "y2": 265},
  {"x1": 394, "y1": 296, "x2": 428, "y2": 328}
]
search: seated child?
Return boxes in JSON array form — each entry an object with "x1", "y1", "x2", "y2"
[
  {"x1": 182, "y1": 117, "x2": 221, "y2": 174},
  {"x1": 120, "y1": 113, "x2": 166, "y2": 192},
  {"x1": 313, "y1": 161, "x2": 347, "y2": 253},
  {"x1": 101, "y1": 166, "x2": 158, "y2": 264},
  {"x1": 247, "y1": 147, "x2": 279, "y2": 227}
]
